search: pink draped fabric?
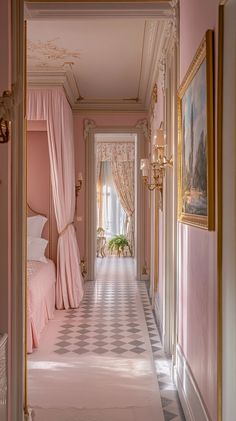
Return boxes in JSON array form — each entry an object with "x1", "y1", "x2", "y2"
[
  {"x1": 27, "y1": 87, "x2": 84, "y2": 309},
  {"x1": 27, "y1": 259, "x2": 56, "y2": 353}
]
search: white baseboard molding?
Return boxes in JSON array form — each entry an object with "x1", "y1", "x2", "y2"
[
  {"x1": 154, "y1": 295, "x2": 163, "y2": 340},
  {"x1": 175, "y1": 345, "x2": 210, "y2": 421}
]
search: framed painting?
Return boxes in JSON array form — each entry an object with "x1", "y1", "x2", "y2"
[{"x1": 178, "y1": 30, "x2": 215, "y2": 230}]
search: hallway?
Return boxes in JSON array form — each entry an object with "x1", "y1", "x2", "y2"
[{"x1": 28, "y1": 258, "x2": 184, "y2": 421}]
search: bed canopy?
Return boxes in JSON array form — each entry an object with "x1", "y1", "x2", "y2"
[{"x1": 27, "y1": 87, "x2": 83, "y2": 309}]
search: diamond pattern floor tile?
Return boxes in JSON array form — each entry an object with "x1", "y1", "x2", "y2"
[
  {"x1": 138, "y1": 281, "x2": 185, "y2": 421},
  {"x1": 31, "y1": 257, "x2": 185, "y2": 420}
]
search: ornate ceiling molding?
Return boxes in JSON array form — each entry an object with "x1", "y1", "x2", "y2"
[
  {"x1": 156, "y1": 1, "x2": 179, "y2": 94},
  {"x1": 83, "y1": 119, "x2": 96, "y2": 140},
  {"x1": 144, "y1": 19, "x2": 168, "y2": 107},
  {"x1": 135, "y1": 119, "x2": 149, "y2": 140},
  {"x1": 25, "y1": 2, "x2": 172, "y2": 20},
  {"x1": 27, "y1": 39, "x2": 80, "y2": 69},
  {"x1": 168, "y1": 0, "x2": 179, "y2": 46}
]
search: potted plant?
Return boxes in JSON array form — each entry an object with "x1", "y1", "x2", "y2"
[{"x1": 108, "y1": 234, "x2": 132, "y2": 257}]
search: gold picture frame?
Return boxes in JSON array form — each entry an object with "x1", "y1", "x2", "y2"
[{"x1": 178, "y1": 30, "x2": 214, "y2": 230}]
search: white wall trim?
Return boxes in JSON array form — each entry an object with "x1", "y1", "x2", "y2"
[
  {"x1": 175, "y1": 345, "x2": 210, "y2": 421},
  {"x1": 84, "y1": 121, "x2": 146, "y2": 281},
  {"x1": 11, "y1": 0, "x2": 25, "y2": 420},
  {"x1": 154, "y1": 293, "x2": 163, "y2": 340},
  {"x1": 24, "y1": 2, "x2": 172, "y2": 20},
  {"x1": 163, "y1": 43, "x2": 178, "y2": 356}
]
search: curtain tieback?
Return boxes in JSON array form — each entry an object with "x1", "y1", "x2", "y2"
[{"x1": 59, "y1": 221, "x2": 74, "y2": 237}]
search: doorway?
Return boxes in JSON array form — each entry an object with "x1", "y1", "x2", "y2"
[
  {"x1": 95, "y1": 133, "x2": 136, "y2": 279},
  {"x1": 85, "y1": 127, "x2": 146, "y2": 282}
]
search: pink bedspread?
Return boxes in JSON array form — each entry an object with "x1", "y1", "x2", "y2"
[{"x1": 27, "y1": 259, "x2": 56, "y2": 353}]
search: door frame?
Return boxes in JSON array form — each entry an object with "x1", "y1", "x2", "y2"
[
  {"x1": 11, "y1": 1, "x2": 179, "y2": 419},
  {"x1": 85, "y1": 124, "x2": 146, "y2": 281},
  {"x1": 11, "y1": 0, "x2": 26, "y2": 420}
]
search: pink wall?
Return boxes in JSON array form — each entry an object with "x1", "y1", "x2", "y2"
[
  {"x1": 28, "y1": 120, "x2": 47, "y2": 131},
  {"x1": 73, "y1": 111, "x2": 147, "y2": 259},
  {"x1": 27, "y1": 130, "x2": 58, "y2": 262},
  {"x1": 179, "y1": 1, "x2": 218, "y2": 419}
]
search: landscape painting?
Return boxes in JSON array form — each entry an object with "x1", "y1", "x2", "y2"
[
  {"x1": 178, "y1": 31, "x2": 214, "y2": 229},
  {"x1": 182, "y1": 59, "x2": 207, "y2": 216}
]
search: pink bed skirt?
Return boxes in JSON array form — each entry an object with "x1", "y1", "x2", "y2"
[{"x1": 27, "y1": 259, "x2": 56, "y2": 353}]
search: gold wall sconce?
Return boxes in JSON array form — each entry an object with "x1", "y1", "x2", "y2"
[
  {"x1": 0, "y1": 119, "x2": 9, "y2": 143},
  {"x1": 140, "y1": 128, "x2": 173, "y2": 199},
  {"x1": 0, "y1": 90, "x2": 12, "y2": 144},
  {"x1": 80, "y1": 258, "x2": 87, "y2": 278},
  {"x1": 75, "y1": 172, "x2": 83, "y2": 196}
]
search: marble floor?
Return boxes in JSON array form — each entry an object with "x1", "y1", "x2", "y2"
[{"x1": 28, "y1": 257, "x2": 185, "y2": 421}]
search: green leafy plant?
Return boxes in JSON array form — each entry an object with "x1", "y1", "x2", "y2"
[{"x1": 108, "y1": 234, "x2": 132, "y2": 257}]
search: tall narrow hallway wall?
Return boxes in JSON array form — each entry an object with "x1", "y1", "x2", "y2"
[{"x1": 177, "y1": 1, "x2": 219, "y2": 420}]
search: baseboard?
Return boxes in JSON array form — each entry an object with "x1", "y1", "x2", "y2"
[
  {"x1": 153, "y1": 294, "x2": 163, "y2": 341},
  {"x1": 175, "y1": 345, "x2": 210, "y2": 421}
]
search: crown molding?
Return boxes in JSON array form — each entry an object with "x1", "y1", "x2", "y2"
[
  {"x1": 25, "y1": 1, "x2": 172, "y2": 20},
  {"x1": 145, "y1": 19, "x2": 169, "y2": 109}
]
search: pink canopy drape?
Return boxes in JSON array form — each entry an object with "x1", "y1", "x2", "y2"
[{"x1": 27, "y1": 87, "x2": 83, "y2": 309}]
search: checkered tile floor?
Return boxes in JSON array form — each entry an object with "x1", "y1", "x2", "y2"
[
  {"x1": 50, "y1": 257, "x2": 185, "y2": 420},
  {"x1": 139, "y1": 283, "x2": 185, "y2": 421},
  {"x1": 54, "y1": 280, "x2": 148, "y2": 356}
]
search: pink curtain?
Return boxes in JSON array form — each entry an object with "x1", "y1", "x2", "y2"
[{"x1": 27, "y1": 87, "x2": 84, "y2": 309}]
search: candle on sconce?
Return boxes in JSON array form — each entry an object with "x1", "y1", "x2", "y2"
[
  {"x1": 152, "y1": 144, "x2": 167, "y2": 163},
  {"x1": 154, "y1": 128, "x2": 165, "y2": 145},
  {"x1": 152, "y1": 145, "x2": 159, "y2": 163},
  {"x1": 140, "y1": 159, "x2": 149, "y2": 177}
]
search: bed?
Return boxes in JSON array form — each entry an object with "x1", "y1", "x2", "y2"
[{"x1": 27, "y1": 258, "x2": 56, "y2": 353}]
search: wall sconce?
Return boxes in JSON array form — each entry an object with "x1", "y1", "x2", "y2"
[
  {"x1": 140, "y1": 128, "x2": 173, "y2": 200},
  {"x1": 75, "y1": 172, "x2": 83, "y2": 196},
  {"x1": 0, "y1": 90, "x2": 13, "y2": 144},
  {"x1": 0, "y1": 119, "x2": 9, "y2": 143},
  {"x1": 80, "y1": 258, "x2": 87, "y2": 278}
]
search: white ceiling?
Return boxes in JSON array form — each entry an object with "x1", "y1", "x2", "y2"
[{"x1": 27, "y1": 17, "x2": 168, "y2": 111}]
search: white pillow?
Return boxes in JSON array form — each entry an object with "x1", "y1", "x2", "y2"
[
  {"x1": 27, "y1": 215, "x2": 47, "y2": 238},
  {"x1": 27, "y1": 236, "x2": 48, "y2": 263}
]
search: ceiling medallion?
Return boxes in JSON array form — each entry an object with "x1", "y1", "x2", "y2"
[{"x1": 27, "y1": 39, "x2": 80, "y2": 68}]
